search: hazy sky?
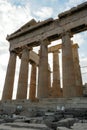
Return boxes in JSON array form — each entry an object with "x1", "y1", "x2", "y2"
[{"x1": 0, "y1": 0, "x2": 87, "y2": 99}]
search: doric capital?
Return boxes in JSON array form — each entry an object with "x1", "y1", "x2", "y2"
[
  {"x1": 61, "y1": 30, "x2": 73, "y2": 38},
  {"x1": 72, "y1": 43, "x2": 79, "y2": 49},
  {"x1": 30, "y1": 60, "x2": 36, "y2": 65},
  {"x1": 48, "y1": 44, "x2": 62, "y2": 53},
  {"x1": 23, "y1": 45, "x2": 32, "y2": 51},
  {"x1": 53, "y1": 50, "x2": 60, "y2": 53},
  {"x1": 10, "y1": 51, "x2": 17, "y2": 56},
  {"x1": 39, "y1": 38, "x2": 50, "y2": 46}
]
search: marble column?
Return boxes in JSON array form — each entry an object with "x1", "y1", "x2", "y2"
[
  {"x1": 37, "y1": 39, "x2": 49, "y2": 98},
  {"x1": 72, "y1": 44, "x2": 83, "y2": 96},
  {"x1": 2, "y1": 51, "x2": 16, "y2": 100},
  {"x1": 16, "y1": 48, "x2": 29, "y2": 99},
  {"x1": 52, "y1": 50, "x2": 61, "y2": 97},
  {"x1": 29, "y1": 62, "x2": 36, "y2": 101},
  {"x1": 48, "y1": 69, "x2": 51, "y2": 97},
  {"x1": 62, "y1": 32, "x2": 76, "y2": 97}
]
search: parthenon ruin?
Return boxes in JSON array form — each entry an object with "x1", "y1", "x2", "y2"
[{"x1": 1, "y1": 2, "x2": 87, "y2": 101}]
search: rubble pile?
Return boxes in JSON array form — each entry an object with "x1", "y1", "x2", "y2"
[{"x1": 0, "y1": 107, "x2": 87, "y2": 130}]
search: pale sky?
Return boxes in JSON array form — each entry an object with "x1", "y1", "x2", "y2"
[{"x1": 0, "y1": 0, "x2": 87, "y2": 99}]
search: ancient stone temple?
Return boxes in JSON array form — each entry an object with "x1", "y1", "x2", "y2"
[{"x1": 2, "y1": 2, "x2": 87, "y2": 101}]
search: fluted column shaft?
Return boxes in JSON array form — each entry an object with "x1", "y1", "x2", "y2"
[
  {"x1": 72, "y1": 44, "x2": 83, "y2": 96},
  {"x1": 29, "y1": 62, "x2": 36, "y2": 101},
  {"x1": 48, "y1": 69, "x2": 51, "y2": 97},
  {"x1": 52, "y1": 51, "x2": 61, "y2": 97},
  {"x1": 2, "y1": 52, "x2": 16, "y2": 100},
  {"x1": 16, "y1": 48, "x2": 29, "y2": 99},
  {"x1": 62, "y1": 32, "x2": 76, "y2": 97},
  {"x1": 37, "y1": 40, "x2": 48, "y2": 98}
]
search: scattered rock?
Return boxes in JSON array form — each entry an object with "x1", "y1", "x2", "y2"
[
  {"x1": 20, "y1": 109, "x2": 37, "y2": 117},
  {"x1": 57, "y1": 127, "x2": 71, "y2": 130},
  {"x1": 71, "y1": 122, "x2": 87, "y2": 130},
  {"x1": 0, "y1": 107, "x2": 87, "y2": 130},
  {"x1": 58, "y1": 118, "x2": 78, "y2": 128}
]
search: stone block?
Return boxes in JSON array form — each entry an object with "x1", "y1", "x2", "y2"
[{"x1": 57, "y1": 127, "x2": 71, "y2": 130}]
